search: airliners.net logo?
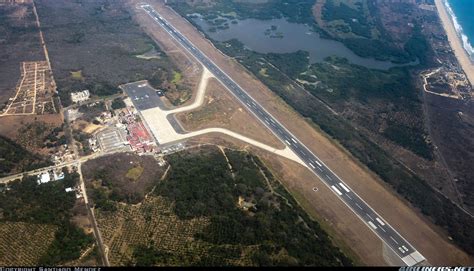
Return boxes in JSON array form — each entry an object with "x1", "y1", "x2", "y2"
[{"x1": 400, "y1": 267, "x2": 473, "y2": 271}]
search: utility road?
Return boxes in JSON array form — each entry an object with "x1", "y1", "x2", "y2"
[{"x1": 140, "y1": 4, "x2": 425, "y2": 266}]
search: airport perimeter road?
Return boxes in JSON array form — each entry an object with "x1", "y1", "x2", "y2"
[{"x1": 140, "y1": 4, "x2": 425, "y2": 266}]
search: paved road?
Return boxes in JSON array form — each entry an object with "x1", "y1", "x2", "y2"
[{"x1": 140, "y1": 4, "x2": 426, "y2": 266}]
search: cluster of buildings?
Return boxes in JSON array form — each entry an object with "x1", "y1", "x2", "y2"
[
  {"x1": 117, "y1": 106, "x2": 157, "y2": 154},
  {"x1": 36, "y1": 169, "x2": 83, "y2": 199},
  {"x1": 71, "y1": 90, "x2": 90, "y2": 104},
  {"x1": 36, "y1": 169, "x2": 65, "y2": 184}
]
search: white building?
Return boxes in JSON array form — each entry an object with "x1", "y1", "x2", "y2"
[
  {"x1": 37, "y1": 172, "x2": 51, "y2": 185},
  {"x1": 71, "y1": 89, "x2": 90, "y2": 103}
]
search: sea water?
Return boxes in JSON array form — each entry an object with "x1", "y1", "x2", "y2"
[{"x1": 444, "y1": 0, "x2": 474, "y2": 62}]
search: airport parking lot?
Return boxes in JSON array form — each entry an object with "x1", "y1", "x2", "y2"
[{"x1": 97, "y1": 128, "x2": 130, "y2": 153}]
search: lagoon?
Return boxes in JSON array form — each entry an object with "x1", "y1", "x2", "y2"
[{"x1": 191, "y1": 15, "x2": 416, "y2": 70}]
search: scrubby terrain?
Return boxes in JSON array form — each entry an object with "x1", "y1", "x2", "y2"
[
  {"x1": 35, "y1": 0, "x2": 183, "y2": 106},
  {"x1": 84, "y1": 147, "x2": 351, "y2": 266}
]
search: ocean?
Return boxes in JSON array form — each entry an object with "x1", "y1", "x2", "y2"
[{"x1": 444, "y1": 0, "x2": 474, "y2": 62}]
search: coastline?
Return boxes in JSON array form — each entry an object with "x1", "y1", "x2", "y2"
[{"x1": 434, "y1": 0, "x2": 474, "y2": 88}]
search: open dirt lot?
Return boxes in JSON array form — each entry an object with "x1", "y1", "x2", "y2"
[
  {"x1": 0, "y1": 114, "x2": 63, "y2": 140},
  {"x1": 131, "y1": 0, "x2": 474, "y2": 264},
  {"x1": 176, "y1": 78, "x2": 284, "y2": 149},
  {"x1": 1, "y1": 61, "x2": 58, "y2": 116}
]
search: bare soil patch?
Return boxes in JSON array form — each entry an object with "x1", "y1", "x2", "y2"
[{"x1": 0, "y1": 114, "x2": 63, "y2": 140}]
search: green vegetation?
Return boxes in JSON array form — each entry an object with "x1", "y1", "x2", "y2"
[
  {"x1": 111, "y1": 97, "x2": 126, "y2": 110},
  {"x1": 153, "y1": 147, "x2": 351, "y2": 266},
  {"x1": 322, "y1": 0, "x2": 371, "y2": 38},
  {"x1": 131, "y1": 245, "x2": 173, "y2": 266},
  {"x1": 0, "y1": 135, "x2": 51, "y2": 177},
  {"x1": 70, "y1": 70, "x2": 84, "y2": 80},
  {"x1": 0, "y1": 169, "x2": 94, "y2": 265},
  {"x1": 78, "y1": 101, "x2": 106, "y2": 122},
  {"x1": 72, "y1": 129, "x2": 92, "y2": 156},
  {"x1": 265, "y1": 51, "x2": 309, "y2": 78},
  {"x1": 168, "y1": 0, "x2": 474, "y2": 256},
  {"x1": 39, "y1": 223, "x2": 93, "y2": 265},
  {"x1": 171, "y1": 71, "x2": 182, "y2": 85},
  {"x1": 44, "y1": 125, "x2": 68, "y2": 148},
  {"x1": 215, "y1": 40, "x2": 432, "y2": 159},
  {"x1": 320, "y1": 0, "x2": 416, "y2": 63},
  {"x1": 170, "y1": 0, "x2": 317, "y2": 25},
  {"x1": 170, "y1": 0, "x2": 423, "y2": 63},
  {"x1": 90, "y1": 148, "x2": 351, "y2": 266},
  {"x1": 403, "y1": 24, "x2": 430, "y2": 66},
  {"x1": 303, "y1": 57, "x2": 431, "y2": 159}
]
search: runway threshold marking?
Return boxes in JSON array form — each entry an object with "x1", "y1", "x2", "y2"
[{"x1": 368, "y1": 221, "x2": 378, "y2": 230}]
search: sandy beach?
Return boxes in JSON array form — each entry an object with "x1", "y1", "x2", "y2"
[{"x1": 434, "y1": 0, "x2": 474, "y2": 88}]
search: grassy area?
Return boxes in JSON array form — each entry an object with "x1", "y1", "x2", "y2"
[
  {"x1": 171, "y1": 71, "x2": 182, "y2": 85},
  {"x1": 70, "y1": 70, "x2": 84, "y2": 81},
  {"x1": 126, "y1": 166, "x2": 144, "y2": 182},
  {"x1": 91, "y1": 147, "x2": 351, "y2": 266}
]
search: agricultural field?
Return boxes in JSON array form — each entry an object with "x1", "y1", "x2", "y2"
[
  {"x1": 88, "y1": 147, "x2": 351, "y2": 266},
  {"x1": 0, "y1": 222, "x2": 57, "y2": 266},
  {"x1": 0, "y1": 169, "x2": 94, "y2": 266}
]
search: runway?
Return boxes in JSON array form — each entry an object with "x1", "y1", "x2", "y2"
[{"x1": 140, "y1": 4, "x2": 425, "y2": 266}]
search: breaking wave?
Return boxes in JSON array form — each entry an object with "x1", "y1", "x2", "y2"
[{"x1": 443, "y1": 0, "x2": 474, "y2": 62}]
